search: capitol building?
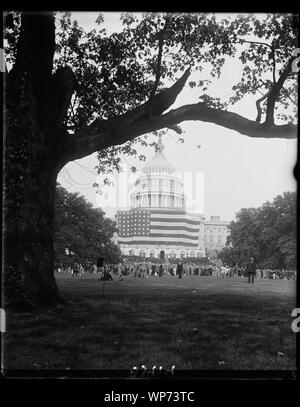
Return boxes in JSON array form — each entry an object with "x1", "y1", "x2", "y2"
[
  {"x1": 115, "y1": 136, "x2": 230, "y2": 260},
  {"x1": 130, "y1": 138, "x2": 185, "y2": 210}
]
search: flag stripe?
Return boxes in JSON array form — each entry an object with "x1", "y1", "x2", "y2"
[
  {"x1": 117, "y1": 237, "x2": 199, "y2": 246},
  {"x1": 150, "y1": 228, "x2": 199, "y2": 236},
  {"x1": 151, "y1": 216, "x2": 200, "y2": 225},
  {"x1": 151, "y1": 222, "x2": 199, "y2": 231},
  {"x1": 118, "y1": 236, "x2": 199, "y2": 243},
  {"x1": 150, "y1": 209, "x2": 201, "y2": 217},
  {"x1": 149, "y1": 233, "x2": 199, "y2": 240}
]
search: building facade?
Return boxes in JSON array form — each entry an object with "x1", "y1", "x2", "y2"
[{"x1": 115, "y1": 136, "x2": 230, "y2": 260}]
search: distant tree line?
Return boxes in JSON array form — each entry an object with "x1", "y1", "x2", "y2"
[
  {"x1": 54, "y1": 184, "x2": 121, "y2": 267},
  {"x1": 218, "y1": 191, "x2": 296, "y2": 270}
]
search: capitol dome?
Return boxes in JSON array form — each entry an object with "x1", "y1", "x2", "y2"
[
  {"x1": 142, "y1": 137, "x2": 176, "y2": 175},
  {"x1": 130, "y1": 135, "x2": 185, "y2": 209}
]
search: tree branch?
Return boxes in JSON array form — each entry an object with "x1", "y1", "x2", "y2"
[
  {"x1": 236, "y1": 37, "x2": 273, "y2": 49},
  {"x1": 57, "y1": 61, "x2": 296, "y2": 167},
  {"x1": 255, "y1": 89, "x2": 271, "y2": 123},
  {"x1": 167, "y1": 124, "x2": 183, "y2": 134},
  {"x1": 50, "y1": 66, "x2": 77, "y2": 127},
  {"x1": 271, "y1": 45, "x2": 276, "y2": 83},
  {"x1": 153, "y1": 104, "x2": 297, "y2": 139},
  {"x1": 60, "y1": 101, "x2": 296, "y2": 168},
  {"x1": 265, "y1": 56, "x2": 296, "y2": 126},
  {"x1": 147, "y1": 20, "x2": 168, "y2": 108},
  {"x1": 120, "y1": 67, "x2": 191, "y2": 122}
]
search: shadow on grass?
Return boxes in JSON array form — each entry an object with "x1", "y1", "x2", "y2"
[{"x1": 4, "y1": 274, "x2": 297, "y2": 370}]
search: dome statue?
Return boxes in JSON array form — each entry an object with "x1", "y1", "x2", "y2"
[{"x1": 142, "y1": 134, "x2": 176, "y2": 174}]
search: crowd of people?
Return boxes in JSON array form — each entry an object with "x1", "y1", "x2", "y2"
[{"x1": 55, "y1": 258, "x2": 296, "y2": 282}]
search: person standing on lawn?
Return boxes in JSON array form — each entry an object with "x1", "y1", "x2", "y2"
[
  {"x1": 72, "y1": 261, "x2": 80, "y2": 277},
  {"x1": 246, "y1": 257, "x2": 256, "y2": 283},
  {"x1": 177, "y1": 260, "x2": 183, "y2": 279},
  {"x1": 159, "y1": 263, "x2": 164, "y2": 277},
  {"x1": 118, "y1": 263, "x2": 123, "y2": 281}
]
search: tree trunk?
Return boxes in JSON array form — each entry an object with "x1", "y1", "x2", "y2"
[
  {"x1": 4, "y1": 165, "x2": 61, "y2": 309},
  {"x1": 3, "y1": 12, "x2": 67, "y2": 309},
  {"x1": 4, "y1": 73, "x2": 61, "y2": 309}
]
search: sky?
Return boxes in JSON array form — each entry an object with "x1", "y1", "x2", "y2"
[{"x1": 57, "y1": 12, "x2": 297, "y2": 222}]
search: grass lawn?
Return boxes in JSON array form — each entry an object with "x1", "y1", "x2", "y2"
[{"x1": 4, "y1": 273, "x2": 297, "y2": 371}]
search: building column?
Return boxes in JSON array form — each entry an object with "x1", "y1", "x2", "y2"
[{"x1": 198, "y1": 216, "x2": 206, "y2": 256}]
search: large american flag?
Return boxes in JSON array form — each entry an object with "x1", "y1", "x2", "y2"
[{"x1": 116, "y1": 208, "x2": 201, "y2": 247}]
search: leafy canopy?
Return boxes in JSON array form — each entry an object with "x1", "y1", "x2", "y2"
[
  {"x1": 218, "y1": 191, "x2": 296, "y2": 269},
  {"x1": 5, "y1": 12, "x2": 298, "y2": 174},
  {"x1": 54, "y1": 184, "x2": 121, "y2": 265}
]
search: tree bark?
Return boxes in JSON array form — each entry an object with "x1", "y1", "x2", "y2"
[
  {"x1": 4, "y1": 108, "x2": 61, "y2": 308},
  {"x1": 4, "y1": 69, "x2": 63, "y2": 307},
  {"x1": 4, "y1": 12, "x2": 61, "y2": 308}
]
